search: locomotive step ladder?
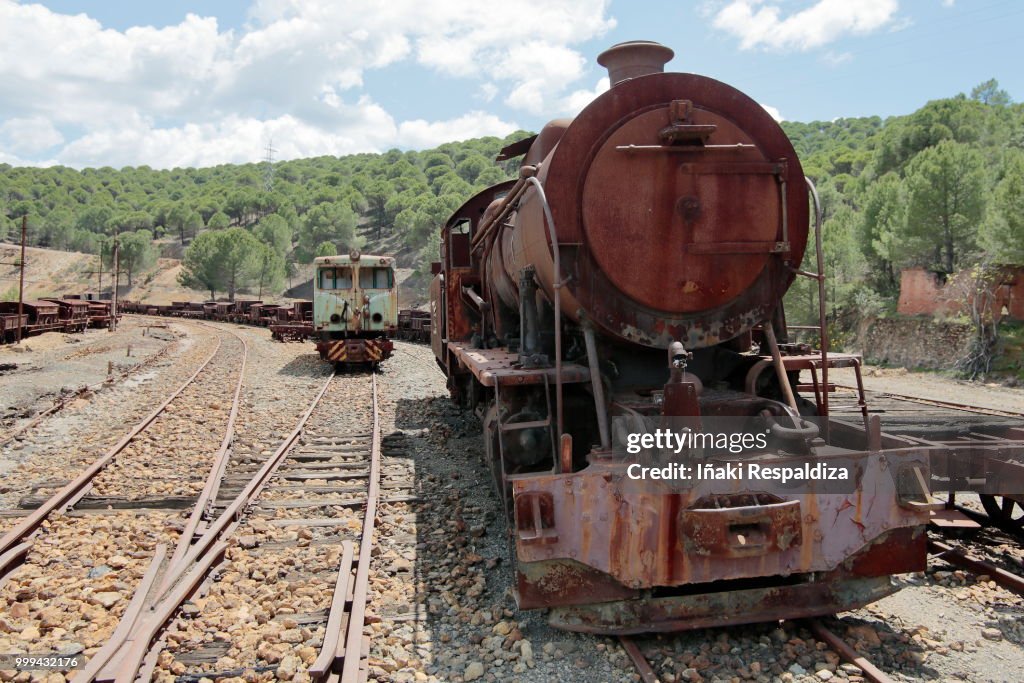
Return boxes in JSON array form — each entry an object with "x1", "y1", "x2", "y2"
[{"x1": 494, "y1": 373, "x2": 557, "y2": 457}]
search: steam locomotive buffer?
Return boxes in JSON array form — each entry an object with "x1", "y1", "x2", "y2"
[{"x1": 426, "y1": 41, "x2": 1011, "y2": 634}]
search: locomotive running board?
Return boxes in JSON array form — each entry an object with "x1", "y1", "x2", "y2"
[{"x1": 447, "y1": 342, "x2": 590, "y2": 387}]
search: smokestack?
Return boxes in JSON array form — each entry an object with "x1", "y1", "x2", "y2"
[{"x1": 597, "y1": 41, "x2": 674, "y2": 87}]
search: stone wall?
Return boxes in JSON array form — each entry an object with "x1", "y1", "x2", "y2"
[{"x1": 852, "y1": 316, "x2": 973, "y2": 370}]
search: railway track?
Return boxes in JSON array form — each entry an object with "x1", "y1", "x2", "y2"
[
  {"x1": 0, "y1": 323, "x2": 248, "y2": 666},
  {"x1": 70, "y1": 370, "x2": 383, "y2": 682},
  {"x1": 620, "y1": 617, "x2": 897, "y2": 683}
]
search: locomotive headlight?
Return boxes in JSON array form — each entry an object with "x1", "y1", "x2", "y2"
[
  {"x1": 363, "y1": 295, "x2": 370, "y2": 305},
  {"x1": 330, "y1": 314, "x2": 341, "y2": 323}
]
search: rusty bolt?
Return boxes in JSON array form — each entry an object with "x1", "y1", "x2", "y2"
[{"x1": 677, "y1": 195, "x2": 702, "y2": 223}]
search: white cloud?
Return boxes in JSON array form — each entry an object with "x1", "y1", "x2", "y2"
[
  {"x1": 561, "y1": 77, "x2": 611, "y2": 116},
  {"x1": 476, "y1": 83, "x2": 499, "y2": 103},
  {"x1": 51, "y1": 107, "x2": 518, "y2": 170},
  {"x1": 711, "y1": 0, "x2": 899, "y2": 52},
  {"x1": 823, "y1": 50, "x2": 853, "y2": 66},
  {"x1": 0, "y1": 117, "x2": 64, "y2": 154},
  {"x1": 397, "y1": 111, "x2": 519, "y2": 149},
  {"x1": 0, "y1": 0, "x2": 613, "y2": 168},
  {"x1": 758, "y1": 103, "x2": 783, "y2": 121}
]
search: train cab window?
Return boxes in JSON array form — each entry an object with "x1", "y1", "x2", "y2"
[
  {"x1": 449, "y1": 218, "x2": 471, "y2": 268},
  {"x1": 319, "y1": 267, "x2": 353, "y2": 290},
  {"x1": 358, "y1": 267, "x2": 394, "y2": 289}
]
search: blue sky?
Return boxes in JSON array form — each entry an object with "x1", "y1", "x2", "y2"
[{"x1": 1, "y1": 0, "x2": 1020, "y2": 169}]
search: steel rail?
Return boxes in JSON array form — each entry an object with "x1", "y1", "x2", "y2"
[
  {"x1": 84, "y1": 371, "x2": 337, "y2": 681},
  {"x1": 338, "y1": 372, "x2": 380, "y2": 682},
  {"x1": 619, "y1": 636, "x2": 659, "y2": 683},
  {"x1": 0, "y1": 541, "x2": 32, "y2": 592},
  {"x1": 0, "y1": 330, "x2": 225, "y2": 573},
  {"x1": 158, "y1": 325, "x2": 249, "y2": 594},
  {"x1": 833, "y1": 384, "x2": 1024, "y2": 419},
  {"x1": 107, "y1": 541, "x2": 229, "y2": 683},
  {"x1": 75, "y1": 544, "x2": 168, "y2": 683},
  {"x1": 805, "y1": 618, "x2": 894, "y2": 683},
  {"x1": 929, "y1": 539, "x2": 1024, "y2": 596},
  {"x1": 309, "y1": 541, "x2": 356, "y2": 678}
]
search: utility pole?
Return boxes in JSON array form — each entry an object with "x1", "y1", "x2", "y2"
[
  {"x1": 85, "y1": 252, "x2": 105, "y2": 298},
  {"x1": 110, "y1": 237, "x2": 120, "y2": 332},
  {"x1": 263, "y1": 138, "x2": 277, "y2": 192},
  {"x1": 17, "y1": 215, "x2": 26, "y2": 344}
]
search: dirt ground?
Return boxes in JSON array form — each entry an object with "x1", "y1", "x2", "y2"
[
  {"x1": 0, "y1": 318, "x2": 176, "y2": 429},
  {"x1": 831, "y1": 365, "x2": 1024, "y2": 414}
]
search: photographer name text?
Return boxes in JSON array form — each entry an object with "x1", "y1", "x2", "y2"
[{"x1": 625, "y1": 462, "x2": 850, "y2": 484}]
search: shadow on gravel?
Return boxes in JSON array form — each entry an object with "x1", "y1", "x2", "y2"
[
  {"x1": 277, "y1": 353, "x2": 333, "y2": 377},
  {"x1": 387, "y1": 394, "x2": 631, "y2": 682}
]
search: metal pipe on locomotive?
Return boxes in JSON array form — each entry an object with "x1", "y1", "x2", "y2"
[{"x1": 430, "y1": 41, "x2": 937, "y2": 633}]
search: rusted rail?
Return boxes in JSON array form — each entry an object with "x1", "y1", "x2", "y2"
[
  {"x1": 805, "y1": 619, "x2": 894, "y2": 683},
  {"x1": 834, "y1": 385, "x2": 1024, "y2": 419},
  {"x1": 928, "y1": 539, "x2": 1024, "y2": 596},
  {"x1": 158, "y1": 326, "x2": 249, "y2": 592},
  {"x1": 0, "y1": 331, "x2": 225, "y2": 576},
  {"x1": 619, "y1": 636, "x2": 660, "y2": 683},
  {"x1": 338, "y1": 372, "x2": 381, "y2": 682}
]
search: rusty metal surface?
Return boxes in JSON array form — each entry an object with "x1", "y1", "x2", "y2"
[
  {"x1": 448, "y1": 342, "x2": 589, "y2": 387},
  {"x1": 76, "y1": 544, "x2": 167, "y2": 682},
  {"x1": 521, "y1": 72, "x2": 809, "y2": 349},
  {"x1": 510, "y1": 452, "x2": 927, "y2": 594},
  {"x1": 619, "y1": 636, "x2": 659, "y2": 683},
  {"x1": 428, "y1": 39, "x2": 937, "y2": 638},
  {"x1": 339, "y1": 373, "x2": 381, "y2": 683},
  {"x1": 929, "y1": 539, "x2": 1024, "y2": 596},
  {"x1": 105, "y1": 541, "x2": 229, "y2": 683},
  {"x1": 309, "y1": 541, "x2": 356, "y2": 677},
  {"x1": 548, "y1": 576, "x2": 897, "y2": 635},
  {"x1": 91, "y1": 373, "x2": 336, "y2": 680},
  {"x1": 158, "y1": 329, "x2": 248, "y2": 596}
]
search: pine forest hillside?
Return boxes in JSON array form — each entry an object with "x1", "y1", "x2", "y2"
[{"x1": 2, "y1": 80, "x2": 1023, "y2": 342}]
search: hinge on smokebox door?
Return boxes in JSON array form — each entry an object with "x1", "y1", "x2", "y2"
[{"x1": 659, "y1": 100, "x2": 717, "y2": 146}]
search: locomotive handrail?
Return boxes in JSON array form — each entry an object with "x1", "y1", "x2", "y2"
[
  {"x1": 806, "y1": 176, "x2": 829, "y2": 417},
  {"x1": 524, "y1": 175, "x2": 565, "y2": 462}
]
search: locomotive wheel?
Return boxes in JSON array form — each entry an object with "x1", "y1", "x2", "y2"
[
  {"x1": 979, "y1": 494, "x2": 1024, "y2": 533},
  {"x1": 483, "y1": 402, "x2": 514, "y2": 524}
]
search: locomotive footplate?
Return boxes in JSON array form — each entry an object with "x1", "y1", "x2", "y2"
[
  {"x1": 448, "y1": 343, "x2": 590, "y2": 386},
  {"x1": 316, "y1": 337, "x2": 394, "y2": 364}
]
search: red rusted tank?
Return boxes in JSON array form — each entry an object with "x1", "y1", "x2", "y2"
[{"x1": 482, "y1": 42, "x2": 807, "y2": 350}]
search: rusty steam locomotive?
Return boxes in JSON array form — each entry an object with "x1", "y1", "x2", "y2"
[{"x1": 430, "y1": 41, "x2": 934, "y2": 633}]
